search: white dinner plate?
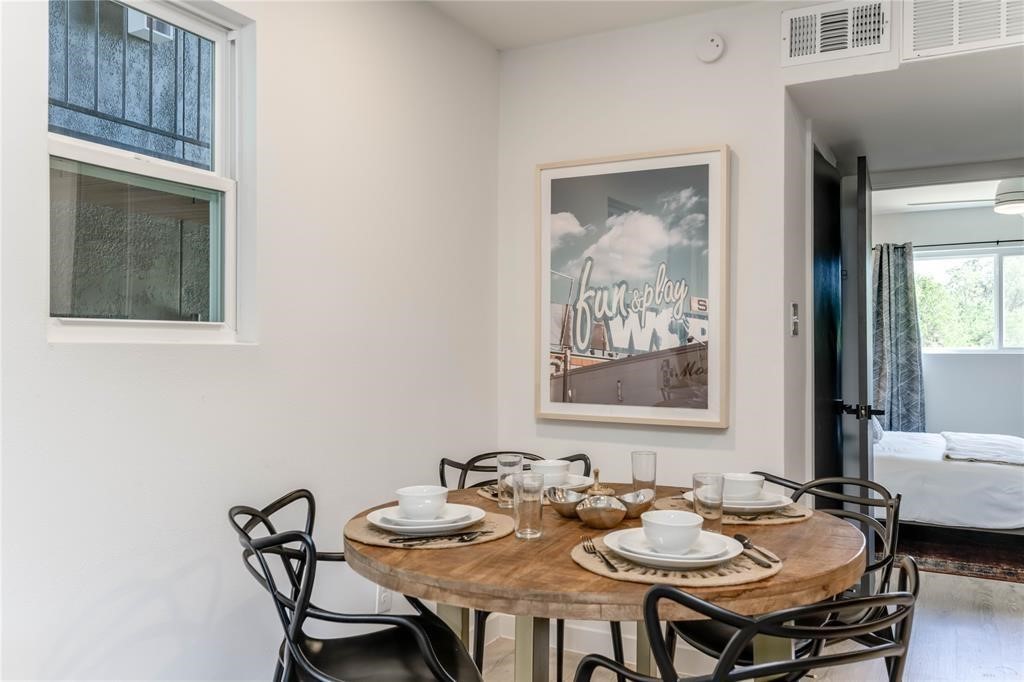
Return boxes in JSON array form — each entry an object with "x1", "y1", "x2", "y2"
[
  {"x1": 367, "y1": 504, "x2": 485, "y2": 536},
  {"x1": 377, "y1": 504, "x2": 471, "y2": 527},
  {"x1": 683, "y1": 491, "x2": 795, "y2": 514},
  {"x1": 603, "y1": 529, "x2": 742, "y2": 569},
  {"x1": 554, "y1": 474, "x2": 594, "y2": 492},
  {"x1": 619, "y1": 530, "x2": 728, "y2": 560}
]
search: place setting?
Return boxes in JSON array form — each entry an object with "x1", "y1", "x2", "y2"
[
  {"x1": 571, "y1": 506, "x2": 784, "y2": 587},
  {"x1": 654, "y1": 472, "x2": 812, "y2": 525},
  {"x1": 476, "y1": 454, "x2": 595, "y2": 506},
  {"x1": 344, "y1": 484, "x2": 513, "y2": 549}
]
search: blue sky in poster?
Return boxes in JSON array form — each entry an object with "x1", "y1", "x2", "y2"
[{"x1": 549, "y1": 164, "x2": 710, "y2": 307}]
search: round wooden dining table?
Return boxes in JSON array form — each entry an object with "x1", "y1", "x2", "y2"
[{"x1": 343, "y1": 484, "x2": 866, "y2": 682}]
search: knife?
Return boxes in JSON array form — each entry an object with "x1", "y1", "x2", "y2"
[
  {"x1": 741, "y1": 548, "x2": 772, "y2": 568},
  {"x1": 752, "y1": 544, "x2": 781, "y2": 563},
  {"x1": 389, "y1": 530, "x2": 493, "y2": 544}
]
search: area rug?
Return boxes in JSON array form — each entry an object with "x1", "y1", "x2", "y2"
[{"x1": 894, "y1": 524, "x2": 1023, "y2": 583}]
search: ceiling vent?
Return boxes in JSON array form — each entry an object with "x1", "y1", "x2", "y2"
[
  {"x1": 781, "y1": 1, "x2": 891, "y2": 66},
  {"x1": 903, "y1": 0, "x2": 1024, "y2": 60}
]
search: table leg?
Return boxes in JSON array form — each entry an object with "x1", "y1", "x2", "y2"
[
  {"x1": 635, "y1": 620, "x2": 657, "y2": 676},
  {"x1": 753, "y1": 634, "x2": 794, "y2": 682},
  {"x1": 437, "y1": 604, "x2": 470, "y2": 647},
  {"x1": 515, "y1": 615, "x2": 550, "y2": 682}
]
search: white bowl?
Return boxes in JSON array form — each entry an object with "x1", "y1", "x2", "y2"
[
  {"x1": 396, "y1": 485, "x2": 448, "y2": 520},
  {"x1": 640, "y1": 510, "x2": 703, "y2": 553},
  {"x1": 531, "y1": 459, "x2": 570, "y2": 486},
  {"x1": 724, "y1": 473, "x2": 765, "y2": 500}
]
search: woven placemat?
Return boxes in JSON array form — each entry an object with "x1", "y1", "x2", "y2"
[
  {"x1": 571, "y1": 537, "x2": 783, "y2": 587},
  {"x1": 653, "y1": 497, "x2": 812, "y2": 525},
  {"x1": 344, "y1": 512, "x2": 513, "y2": 549},
  {"x1": 477, "y1": 487, "x2": 551, "y2": 506}
]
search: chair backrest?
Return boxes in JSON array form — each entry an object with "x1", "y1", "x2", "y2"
[
  {"x1": 753, "y1": 472, "x2": 902, "y2": 589},
  {"x1": 229, "y1": 489, "x2": 316, "y2": 600},
  {"x1": 438, "y1": 451, "x2": 592, "y2": 489},
  {"x1": 229, "y1": 490, "x2": 465, "y2": 682},
  {"x1": 229, "y1": 492, "x2": 331, "y2": 681},
  {"x1": 644, "y1": 555, "x2": 919, "y2": 682}
]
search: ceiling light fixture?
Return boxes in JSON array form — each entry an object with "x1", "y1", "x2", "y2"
[{"x1": 994, "y1": 178, "x2": 1024, "y2": 215}]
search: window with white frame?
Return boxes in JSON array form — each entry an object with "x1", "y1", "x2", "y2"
[
  {"x1": 48, "y1": 0, "x2": 235, "y2": 325},
  {"x1": 914, "y1": 247, "x2": 1024, "y2": 352}
]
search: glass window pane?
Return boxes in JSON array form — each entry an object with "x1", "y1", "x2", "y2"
[
  {"x1": 47, "y1": 1, "x2": 215, "y2": 170},
  {"x1": 50, "y1": 157, "x2": 224, "y2": 322},
  {"x1": 914, "y1": 255, "x2": 995, "y2": 349},
  {"x1": 1004, "y1": 254, "x2": 1024, "y2": 348}
]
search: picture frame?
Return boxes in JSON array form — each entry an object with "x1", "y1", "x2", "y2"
[{"x1": 536, "y1": 146, "x2": 730, "y2": 428}]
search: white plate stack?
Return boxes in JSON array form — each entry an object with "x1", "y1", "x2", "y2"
[{"x1": 367, "y1": 504, "x2": 485, "y2": 537}]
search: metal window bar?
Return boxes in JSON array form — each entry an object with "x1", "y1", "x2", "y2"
[
  {"x1": 93, "y1": 0, "x2": 99, "y2": 109},
  {"x1": 121, "y1": 4, "x2": 127, "y2": 118},
  {"x1": 148, "y1": 19, "x2": 153, "y2": 126},
  {"x1": 50, "y1": 0, "x2": 212, "y2": 160},
  {"x1": 64, "y1": 0, "x2": 70, "y2": 102}
]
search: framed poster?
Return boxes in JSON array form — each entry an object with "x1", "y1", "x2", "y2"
[{"x1": 536, "y1": 146, "x2": 729, "y2": 428}]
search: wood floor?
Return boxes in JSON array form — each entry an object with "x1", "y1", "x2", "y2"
[{"x1": 481, "y1": 572, "x2": 1024, "y2": 681}]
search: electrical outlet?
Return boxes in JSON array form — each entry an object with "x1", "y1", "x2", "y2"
[{"x1": 375, "y1": 586, "x2": 393, "y2": 613}]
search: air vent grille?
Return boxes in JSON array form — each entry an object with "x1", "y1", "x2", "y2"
[
  {"x1": 790, "y1": 14, "x2": 818, "y2": 57},
  {"x1": 904, "y1": 0, "x2": 1024, "y2": 59},
  {"x1": 1008, "y1": 0, "x2": 1024, "y2": 35},
  {"x1": 781, "y1": 1, "x2": 891, "y2": 66},
  {"x1": 852, "y1": 3, "x2": 886, "y2": 46},
  {"x1": 820, "y1": 10, "x2": 850, "y2": 51}
]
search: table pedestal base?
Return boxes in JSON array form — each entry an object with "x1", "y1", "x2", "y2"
[{"x1": 515, "y1": 616, "x2": 551, "y2": 682}]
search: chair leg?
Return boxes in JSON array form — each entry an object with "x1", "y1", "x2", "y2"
[
  {"x1": 609, "y1": 621, "x2": 626, "y2": 682},
  {"x1": 665, "y1": 623, "x2": 677, "y2": 663},
  {"x1": 473, "y1": 609, "x2": 490, "y2": 669},
  {"x1": 556, "y1": 619, "x2": 565, "y2": 682}
]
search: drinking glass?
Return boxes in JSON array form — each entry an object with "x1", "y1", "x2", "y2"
[
  {"x1": 513, "y1": 472, "x2": 545, "y2": 539},
  {"x1": 692, "y1": 472, "x2": 724, "y2": 533},
  {"x1": 496, "y1": 454, "x2": 523, "y2": 509},
  {"x1": 631, "y1": 450, "x2": 657, "y2": 493}
]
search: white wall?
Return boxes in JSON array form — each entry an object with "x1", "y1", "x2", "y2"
[
  {"x1": 921, "y1": 353, "x2": 1024, "y2": 436},
  {"x1": 496, "y1": 1, "x2": 800, "y2": 492},
  {"x1": 873, "y1": 207, "x2": 1024, "y2": 436},
  {"x1": 0, "y1": 2, "x2": 498, "y2": 678},
  {"x1": 873, "y1": 206, "x2": 1024, "y2": 246}
]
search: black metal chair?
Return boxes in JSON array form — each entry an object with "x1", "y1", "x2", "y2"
[
  {"x1": 666, "y1": 474, "x2": 903, "y2": 666},
  {"x1": 439, "y1": 451, "x2": 626, "y2": 682},
  {"x1": 229, "y1": 489, "x2": 481, "y2": 682},
  {"x1": 574, "y1": 555, "x2": 919, "y2": 682}
]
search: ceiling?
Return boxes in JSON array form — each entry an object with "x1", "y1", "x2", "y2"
[
  {"x1": 432, "y1": 1, "x2": 743, "y2": 51},
  {"x1": 789, "y1": 46, "x2": 1024, "y2": 175},
  {"x1": 873, "y1": 180, "x2": 1000, "y2": 214}
]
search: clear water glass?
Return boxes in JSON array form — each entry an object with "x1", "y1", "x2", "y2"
[
  {"x1": 693, "y1": 472, "x2": 724, "y2": 533},
  {"x1": 513, "y1": 473, "x2": 545, "y2": 540},
  {"x1": 496, "y1": 454, "x2": 523, "y2": 509},
  {"x1": 631, "y1": 450, "x2": 657, "y2": 492}
]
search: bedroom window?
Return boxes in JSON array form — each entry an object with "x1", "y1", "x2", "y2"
[
  {"x1": 48, "y1": 0, "x2": 237, "y2": 333},
  {"x1": 915, "y1": 249, "x2": 1024, "y2": 352}
]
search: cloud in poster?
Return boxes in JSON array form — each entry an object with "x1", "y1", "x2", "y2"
[
  {"x1": 566, "y1": 209, "x2": 705, "y2": 285},
  {"x1": 550, "y1": 212, "x2": 591, "y2": 247}
]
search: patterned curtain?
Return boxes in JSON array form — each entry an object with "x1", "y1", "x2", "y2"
[{"x1": 873, "y1": 243, "x2": 926, "y2": 432}]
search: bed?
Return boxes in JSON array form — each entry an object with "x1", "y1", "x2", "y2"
[{"x1": 873, "y1": 431, "x2": 1024, "y2": 530}]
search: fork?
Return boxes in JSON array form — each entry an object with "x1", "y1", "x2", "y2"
[{"x1": 582, "y1": 536, "x2": 619, "y2": 573}]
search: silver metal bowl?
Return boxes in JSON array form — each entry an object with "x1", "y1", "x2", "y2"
[
  {"x1": 576, "y1": 495, "x2": 627, "y2": 529},
  {"x1": 617, "y1": 488, "x2": 656, "y2": 519},
  {"x1": 546, "y1": 487, "x2": 587, "y2": 518}
]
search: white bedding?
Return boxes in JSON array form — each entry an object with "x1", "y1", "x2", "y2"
[{"x1": 874, "y1": 431, "x2": 1024, "y2": 529}]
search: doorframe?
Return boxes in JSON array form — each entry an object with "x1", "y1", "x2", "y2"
[{"x1": 801, "y1": 120, "x2": 840, "y2": 486}]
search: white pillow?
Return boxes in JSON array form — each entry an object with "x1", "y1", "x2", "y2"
[{"x1": 870, "y1": 415, "x2": 885, "y2": 443}]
